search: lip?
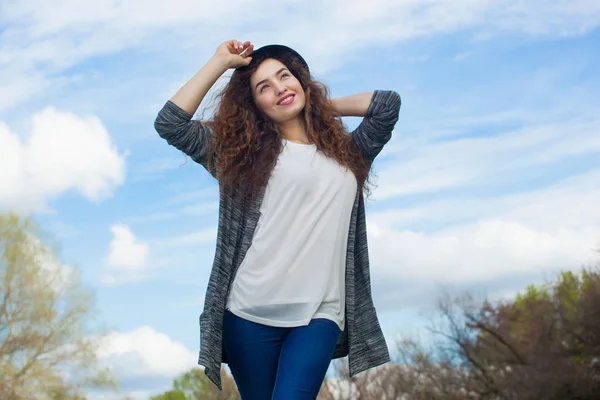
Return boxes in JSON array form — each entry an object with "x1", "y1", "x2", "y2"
[{"x1": 276, "y1": 93, "x2": 295, "y2": 106}]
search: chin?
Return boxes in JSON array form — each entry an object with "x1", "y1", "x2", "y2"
[
  {"x1": 270, "y1": 105, "x2": 303, "y2": 123},
  {"x1": 282, "y1": 109, "x2": 304, "y2": 122}
]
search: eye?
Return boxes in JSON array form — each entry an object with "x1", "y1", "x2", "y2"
[
  {"x1": 281, "y1": 73, "x2": 290, "y2": 79},
  {"x1": 260, "y1": 84, "x2": 270, "y2": 93}
]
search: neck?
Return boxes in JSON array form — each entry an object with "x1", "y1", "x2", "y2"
[{"x1": 278, "y1": 115, "x2": 309, "y2": 144}]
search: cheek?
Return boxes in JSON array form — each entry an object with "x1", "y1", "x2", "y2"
[
  {"x1": 296, "y1": 85, "x2": 306, "y2": 101},
  {"x1": 298, "y1": 90, "x2": 307, "y2": 106},
  {"x1": 254, "y1": 96, "x2": 271, "y2": 113}
]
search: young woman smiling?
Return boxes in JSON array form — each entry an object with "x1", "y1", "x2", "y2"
[{"x1": 155, "y1": 39, "x2": 401, "y2": 399}]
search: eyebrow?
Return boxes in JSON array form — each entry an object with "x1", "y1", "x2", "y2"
[{"x1": 254, "y1": 68, "x2": 288, "y2": 90}]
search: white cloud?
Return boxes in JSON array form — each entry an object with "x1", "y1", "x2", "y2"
[
  {"x1": 375, "y1": 119, "x2": 600, "y2": 201},
  {"x1": 371, "y1": 169, "x2": 600, "y2": 232},
  {"x1": 2, "y1": 0, "x2": 600, "y2": 110},
  {"x1": 101, "y1": 223, "x2": 218, "y2": 284},
  {"x1": 366, "y1": 166, "x2": 600, "y2": 306},
  {"x1": 107, "y1": 224, "x2": 149, "y2": 269},
  {"x1": 156, "y1": 228, "x2": 217, "y2": 248},
  {"x1": 103, "y1": 224, "x2": 149, "y2": 285},
  {"x1": 5, "y1": 0, "x2": 599, "y2": 49},
  {"x1": 0, "y1": 108, "x2": 125, "y2": 212},
  {"x1": 369, "y1": 219, "x2": 598, "y2": 284},
  {"x1": 91, "y1": 326, "x2": 200, "y2": 398},
  {"x1": 0, "y1": 69, "x2": 49, "y2": 110},
  {"x1": 97, "y1": 326, "x2": 197, "y2": 378},
  {"x1": 363, "y1": 99, "x2": 600, "y2": 305}
]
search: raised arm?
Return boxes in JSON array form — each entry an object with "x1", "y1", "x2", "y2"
[
  {"x1": 154, "y1": 40, "x2": 255, "y2": 173},
  {"x1": 332, "y1": 90, "x2": 401, "y2": 162}
]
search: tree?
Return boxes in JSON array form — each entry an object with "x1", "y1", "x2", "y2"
[
  {"x1": 438, "y1": 267, "x2": 599, "y2": 399},
  {"x1": 151, "y1": 367, "x2": 240, "y2": 400},
  {"x1": 150, "y1": 390, "x2": 188, "y2": 400},
  {"x1": 317, "y1": 265, "x2": 600, "y2": 399},
  {"x1": 150, "y1": 265, "x2": 600, "y2": 399},
  {"x1": 0, "y1": 213, "x2": 115, "y2": 399}
]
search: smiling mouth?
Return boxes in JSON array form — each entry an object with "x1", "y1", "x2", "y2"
[{"x1": 277, "y1": 94, "x2": 295, "y2": 106}]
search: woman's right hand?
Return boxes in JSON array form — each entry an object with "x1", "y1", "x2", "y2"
[{"x1": 215, "y1": 40, "x2": 254, "y2": 69}]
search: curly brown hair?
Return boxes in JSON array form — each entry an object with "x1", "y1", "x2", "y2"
[{"x1": 206, "y1": 55, "x2": 372, "y2": 199}]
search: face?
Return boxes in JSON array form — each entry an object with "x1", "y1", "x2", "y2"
[{"x1": 249, "y1": 58, "x2": 306, "y2": 124}]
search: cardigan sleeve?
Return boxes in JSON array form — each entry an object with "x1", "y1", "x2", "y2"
[
  {"x1": 154, "y1": 100, "x2": 216, "y2": 177},
  {"x1": 351, "y1": 90, "x2": 401, "y2": 162}
]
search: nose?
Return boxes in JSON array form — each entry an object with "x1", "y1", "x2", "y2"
[{"x1": 274, "y1": 81, "x2": 287, "y2": 95}]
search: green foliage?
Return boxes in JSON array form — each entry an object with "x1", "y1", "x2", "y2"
[
  {"x1": 173, "y1": 368, "x2": 215, "y2": 398},
  {"x1": 469, "y1": 266, "x2": 600, "y2": 398},
  {"x1": 150, "y1": 389, "x2": 188, "y2": 400},
  {"x1": 152, "y1": 367, "x2": 240, "y2": 400},
  {"x1": 0, "y1": 213, "x2": 115, "y2": 399}
]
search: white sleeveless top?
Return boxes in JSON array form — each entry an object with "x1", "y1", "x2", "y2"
[{"x1": 225, "y1": 139, "x2": 358, "y2": 331}]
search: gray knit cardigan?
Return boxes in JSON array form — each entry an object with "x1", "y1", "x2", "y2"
[{"x1": 154, "y1": 90, "x2": 401, "y2": 389}]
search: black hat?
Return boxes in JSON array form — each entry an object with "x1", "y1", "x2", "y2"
[{"x1": 237, "y1": 44, "x2": 309, "y2": 73}]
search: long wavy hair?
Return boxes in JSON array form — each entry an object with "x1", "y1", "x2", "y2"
[{"x1": 206, "y1": 54, "x2": 372, "y2": 199}]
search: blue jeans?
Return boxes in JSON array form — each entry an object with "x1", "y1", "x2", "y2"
[{"x1": 222, "y1": 310, "x2": 341, "y2": 399}]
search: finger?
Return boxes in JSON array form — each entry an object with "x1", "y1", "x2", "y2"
[
  {"x1": 235, "y1": 40, "x2": 244, "y2": 52},
  {"x1": 242, "y1": 44, "x2": 254, "y2": 57},
  {"x1": 226, "y1": 40, "x2": 238, "y2": 53}
]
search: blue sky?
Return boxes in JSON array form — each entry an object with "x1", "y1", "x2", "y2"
[{"x1": 2, "y1": 0, "x2": 600, "y2": 398}]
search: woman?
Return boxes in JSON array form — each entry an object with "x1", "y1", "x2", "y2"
[{"x1": 154, "y1": 39, "x2": 401, "y2": 399}]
